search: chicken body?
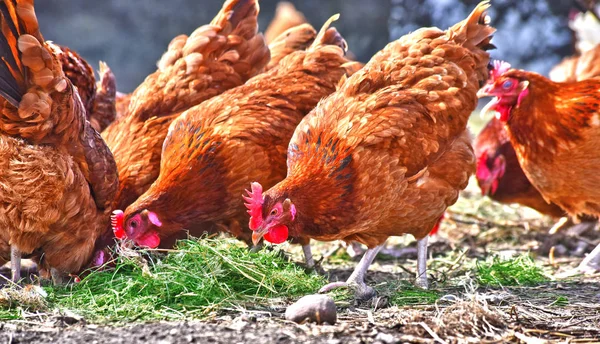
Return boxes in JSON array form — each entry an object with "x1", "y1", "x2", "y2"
[
  {"x1": 476, "y1": 46, "x2": 600, "y2": 226},
  {"x1": 247, "y1": 2, "x2": 495, "y2": 298},
  {"x1": 474, "y1": 117, "x2": 567, "y2": 218},
  {"x1": 103, "y1": 0, "x2": 270, "y2": 212},
  {"x1": 116, "y1": 17, "x2": 359, "y2": 252},
  {"x1": 479, "y1": 61, "x2": 600, "y2": 273},
  {"x1": 0, "y1": 0, "x2": 118, "y2": 282}
]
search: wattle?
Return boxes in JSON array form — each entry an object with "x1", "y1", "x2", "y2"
[
  {"x1": 136, "y1": 231, "x2": 161, "y2": 248},
  {"x1": 264, "y1": 224, "x2": 289, "y2": 244},
  {"x1": 494, "y1": 103, "x2": 512, "y2": 122}
]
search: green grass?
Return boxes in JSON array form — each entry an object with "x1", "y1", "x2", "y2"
[
  {"x1": 549, "y1": 295, "x2": 569, "y2": 307},
  {"x1": 390, "y1": 283, "x2": 441, "y2": 306},
  {"x1": 476, "y1": 253, "x2": 549, "y2": 287},
  {"x1": 1, "y1": 238, "x2": 326, "y2": 322}
]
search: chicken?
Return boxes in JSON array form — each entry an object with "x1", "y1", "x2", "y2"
[
  {"x1": 549, "y1": 43, "x2": 600, "y2": 83},
  {"x1": 111, "y1": 16, "x2": 360, "y2": 264},
  {"x1": 0, "y1": 0, "x2": 118, "y2": 282},
  {"x1": 478, "y1": 60, "x2": 600, "y2": 274},
  {"x1": 245, "y1": 2, "x2": 495, "y2": 299},
  {"x1": 476, "y1": 46, "x2": 600, "y2": 231},
  {"x1": 474, "y1": 117, "x2": 567, "y2": 218},
  {"x1": 102, "y1": 0, "x2": 270, "y2": 213},
  {"x1": 264, "y1": 1, "x2": 308, "y2": 44}
]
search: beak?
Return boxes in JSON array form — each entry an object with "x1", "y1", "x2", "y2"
[
  {"x1": 252, "y1": 227, "x2": 269, "y2": 246},
  {"x1": 477, "y1": 83, "x2": 495, "y2": 98}
]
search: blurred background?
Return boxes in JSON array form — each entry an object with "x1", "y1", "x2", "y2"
[{"x1": 36, "y1": 0, "x2": 586, "y2": 92}]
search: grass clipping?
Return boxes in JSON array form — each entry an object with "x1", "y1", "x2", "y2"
[
  {"x1": 44, "y1": 239, "x2": 325, "y2": 321},
  {"x1": 476, "y1": 253, "x2": 548, "y2": 287}
]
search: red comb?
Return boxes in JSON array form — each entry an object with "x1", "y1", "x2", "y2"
[
  {"x1": 243, "y1": 182, "x2": 264, "y2": 231},
  {"x1": 111, "y1": 210, "x2": 125, "y2": 239},
  {"x1": 490, "y1": 60, "x2": 511, "y2": 80}
]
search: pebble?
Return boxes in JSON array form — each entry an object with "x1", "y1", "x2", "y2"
[{"x1": 285, "y1": 294, "x2": 337, "y2": 325}]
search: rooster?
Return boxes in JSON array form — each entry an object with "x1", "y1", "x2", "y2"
[
  {"x1": 245, "y1": 2, "x2": 495, "y2": 299},
  {"x1": 102, "y1": 0, "x2": 270, "y2": 213},
  {"x1": 0, "y1": 0, "x2": 118, "y2": 283},
  {"x1": 478, "y1": 59, "x2": 600, "y2": 274},
  {"x1": 111, "y1": 16, "x2": 360, "y2": 269}
]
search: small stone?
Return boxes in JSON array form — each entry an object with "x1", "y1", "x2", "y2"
[{"x1": 285, "y1": 294, "x2": 337, "y2": 325}]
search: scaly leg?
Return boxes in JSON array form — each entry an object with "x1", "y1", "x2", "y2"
[
  {"x1": 416, "y1": 236, "x2": 429, "y2": 289},
  {"x1": 10, "y1": 246, "x2": 21, "y2": 283},
  {"x1": 302, "y1": 244, "x2": 315, "y2": 269},
  {"x1": 318, "y1": 241, "x2": 386, "y2": 300}
]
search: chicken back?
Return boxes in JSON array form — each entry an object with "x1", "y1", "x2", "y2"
[{"x1": 0, "y1": 0, "x2": 118, "y2": 280}]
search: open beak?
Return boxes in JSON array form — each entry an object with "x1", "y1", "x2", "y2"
[
  {"x1": 477, "y1": 83, "x2": 494, "y2": 98},
  {"x1": 252, "y1": 227, "x2": 269, "y2": 246}
]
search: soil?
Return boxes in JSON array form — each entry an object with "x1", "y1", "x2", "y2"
[{"x1": 2, "y1": 191, "x2": 600, "y2": 343}]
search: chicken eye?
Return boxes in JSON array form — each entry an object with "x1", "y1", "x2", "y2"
[
  {"x1": 270, "y1": 208, "x2": 278, "y2": 216},
  {"x1": 502, "y1": 80, "x2": 513, "y2": 89},
  {"x1": 130, "y1": 219, "x2": 139, "y2": 228}
]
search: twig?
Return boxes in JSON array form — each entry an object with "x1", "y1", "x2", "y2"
[{"x1": 418, "y1": 322, "x2": 448, "y2": 344}]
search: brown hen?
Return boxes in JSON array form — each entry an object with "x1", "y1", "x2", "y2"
[
  {"x1": 479, "y1": 59, "x2": 600, "y2": 274},
  {"x1": 112, "y1": 16, "x2": 360, "y2": 267},
  {"x1": 102, "y1": 0, "x2": 270, "y2": 214},
  {"x1": 0, "y1": 0, "x2": 118, "y2": 283},
  {"x1": 246, "y1": 2, "x2": 495, "y2": 299}
]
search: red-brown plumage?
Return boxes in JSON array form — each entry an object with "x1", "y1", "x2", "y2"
[
  {"x1": 473, "y1": 117, "x2": 567, "y2": 218},
  {"x1": 250, "y1": 1, "x2": 494, "y2": 249},
  {"x1": 479, "y1": 61, "x2": 600, "y2": 217},
  {"x1": 116, "y1": 16, "x2": 359, "y2": 249},
  {"x1": 0, "y1": 0, "x2": 118, "y2": 281}
]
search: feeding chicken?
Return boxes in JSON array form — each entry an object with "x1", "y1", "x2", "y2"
[
  {"x1": 245, "y1": 1, "x2": 495, "y2": 299},
  {"x1": 478, "y1": 59, "x2": 600, "y2": 274},
  {"x1": 111, "y1": 16, "x2": 360, "y2": 270},
  {"x1": 102, "y1": 0, "x2": 270, "y2": 213},
  {"x1": 475, "y1": 45, "x2": 600, "y2": 232},
  {"x1": 0, "y1": 0, "x2": 118, "y2": 283}
]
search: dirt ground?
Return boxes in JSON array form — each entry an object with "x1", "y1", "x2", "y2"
[{"x1": 2, "y1": 187, "x2": 600, "y2": 343}]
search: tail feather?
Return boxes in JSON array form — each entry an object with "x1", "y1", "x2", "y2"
[
  {"x1": 447, "y1": 0, "x2": 496, "y2": 85},
  {"x1": 0, "y1": 0, "x2": 26, "y2": 105},
  {"x1": 309, "y1": 14, "x2": 347, "y2": 52},
  {"x1": 448, "y1": 1, "x2": 495, "y2": 51},
  {"x1": 214, "y1": 0, "x2": 258, "y2": 32},
  {"x1": 0, "y1": 0, "x2": 48, "y2": 107}
]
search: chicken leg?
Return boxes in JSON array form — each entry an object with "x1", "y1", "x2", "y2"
[
  {"x1": 11, "y1": 246, "x2": 21, "y2": 283},
  {"x1": 416, "y1": 236, "x2": 428, "y2": 289},
  {"x1": 318, "y1": 241, "x2": 385, "y2": 300},
  {"x1": 302, "y1": 244, "x2": 315, "y2": 268}
]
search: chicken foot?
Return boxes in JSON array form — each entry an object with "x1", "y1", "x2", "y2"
[
  {"x1": 318, "y1": 241, "x2": 386, "y2": 300},
  {"x1": 10, "y1": 246, "x2": 21, "y2": 283}
]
